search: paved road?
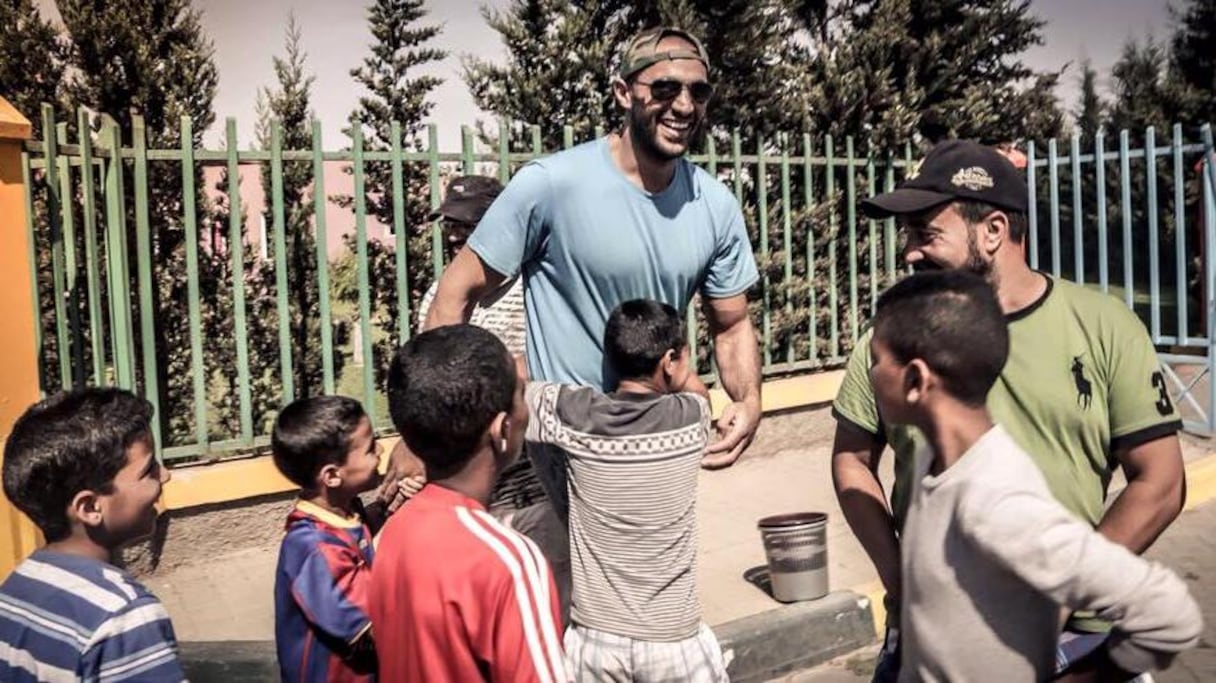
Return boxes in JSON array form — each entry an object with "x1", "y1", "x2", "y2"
[{"x1": 775, "y1": 500, "x2": 1216, "y2": 682}]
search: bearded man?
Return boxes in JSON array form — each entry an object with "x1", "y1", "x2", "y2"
[{"x1": 428, "y1": 25, "x2": 763, "y2": 495}]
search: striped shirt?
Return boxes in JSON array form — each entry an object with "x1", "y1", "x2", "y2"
[
  {"x1": 370, "y1": 484, "x2": 567, "y2": 682},
  {"x1": 0, "y1": 550, "x2": 184, "y2": 682},
  {"x1": 416, "y1": 276, "x2": 526, "y2": 356},
  {"x1": 525, "y1": 383, "x2": 711, "y2": 641},
  {"x1": 418, "y1": 276, "x2": 546, "y2": 513}
]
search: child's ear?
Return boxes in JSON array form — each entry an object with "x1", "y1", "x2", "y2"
[
  {"x1": 489, "y1": 412, "x2": 509, "y2": 456},
  {"x1": 905, "y1": 359, "x2": 931, "y2": 405},
  {"x1": 661, "y1": 348, "x2": 678, "y2": 376},
  {"x1": 319, "y1": 463, "x2": 343, "y2": 490},
  {"x1": 69, "y1": 490, "x2": 104, "y2": 529}
]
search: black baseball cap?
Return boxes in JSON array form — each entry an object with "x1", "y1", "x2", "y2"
[
  {"x1": 619, "y1": 26, "x2": 711, "y2": 80},
  {"x1": 861, "y1": 140, "x2": 1029, "y2": 219},
  {"x1": 427, "y1": 175, "x2": 504, "y2": 226}
]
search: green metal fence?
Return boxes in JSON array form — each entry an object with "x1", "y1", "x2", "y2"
[{"x1": 20, "y1": 106, "x2": 1216, "y2": 463}]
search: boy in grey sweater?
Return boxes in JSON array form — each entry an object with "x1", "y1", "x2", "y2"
[{"x1": 868, "y1": 270, "x2": 1201, "y2": 682}]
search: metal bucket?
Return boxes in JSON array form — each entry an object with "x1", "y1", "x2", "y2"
[{"x1": 757, "y1": 512, "x2": 829, "y2": 602}]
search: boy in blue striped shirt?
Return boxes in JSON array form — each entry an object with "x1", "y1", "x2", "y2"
[{"x1": 0, "y1": 387, "x2": 184, "y2": 682}]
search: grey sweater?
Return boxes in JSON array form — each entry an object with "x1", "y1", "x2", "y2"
[{"x1": 899, "y1": 426, "x2": 1201, "y2": 682}]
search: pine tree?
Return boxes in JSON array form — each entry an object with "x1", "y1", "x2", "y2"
[
  {"x1": 342, "y1": 0, "x2": 447, "y2": 390},
  {"x1": 1169, "y1": 0, "x2": 1216, "y2": 124},
  {"x1": 58, "y1": 0, "x2": 222, "y2": 445},
  {"x1": 1075, "y1": 60, "x2": 1104, "y2": 145},
  {"x1": 253, "y1": 14, "x2": 336, "y2": 404},
  {"x1": 463, "y1": 0, "x2": 629, "y2": 150},
  {"x1": 0, "y1": 0, "x2": 67, "y2": 135},
  {"x1": 464, "y1": 0, "x2": 811, "y2": 151},
  {"x1": 804, "y1": 0, "x2": 1063, "y2": 147}
]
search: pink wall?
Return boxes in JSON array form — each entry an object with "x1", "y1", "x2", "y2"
[{"x1": 201, "y1": 162, "x2": 398, "y2": 262}]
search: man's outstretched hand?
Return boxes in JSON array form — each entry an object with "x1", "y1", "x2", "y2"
[
  {"x1": 377, "y1": 440, "x2": 427, "y2": 514},
  {"x1": 701, "y1": 399, "x2": 760, "y2": 470}
]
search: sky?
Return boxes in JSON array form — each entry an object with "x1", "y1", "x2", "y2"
[{"x1": 35, "y1": 0, "x2": 1177, "y2": 149}]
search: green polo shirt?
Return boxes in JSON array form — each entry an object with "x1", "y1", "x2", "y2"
[{"x1": 833, "y1": 275, "x2": 1181, "y2": 531}]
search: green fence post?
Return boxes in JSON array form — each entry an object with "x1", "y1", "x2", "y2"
[
  {"x1": 1048, "y1": 137, "x2": 1061, "y2": 278},
  {"x1": 1146, "y1": 126, "x2": 1160, "y2": 341},
  {"x1": 180, "y1": 115, "x2": 208, "y2": 450},
  {"x1": 845, "y1": 136, "x2": 858, "y2": 343},
  {"x1": 77, "y1": 108, "x2": 106, "y2": 384},
  {"x1": 311, "y1": 120, "x2": 335, "y2": 393},
  {"x1": 20, "y1": 151, "x2": 45, "y2": 392},
  {"x1": 756, "y1": 133, "x2": 771, "y2": 368},
  {"x1": 225, "y1": 118, "x2": 253, "y2": 443},
  {"x1": 731, "y1": 129, "x2": 743, "y2": 203},
  {"x1": 825, "y1": 134, "x2": 838, "y2": 358},
  {"x1": 563, "y1": 126, "x2": 574, "y2": 150},
  {"x1": 1070, "y1": 131, "x2": 1084, "y2": 283},
  {"x1": 1095, "y1": 130, "x2": 1109, "y2": 292},
  {"x1": 101, "y1": 116, "x2": 135, "y2": 389},
  {"x1": 269, "y1": 119, "x2": 294, "y2": 403},
  {"x1": 1172, "y1": 123, "x2": 1187, "y2": 341},
  {"x1": 780, "y1": 133, "x2": 793, "y2": 364},
  {"x1": 883, "y1": 152, "x2": 896, "y2": 282},
  {"x1": 1026, "y1": 140, "x2": 1039, "y2": 270},
  {"x1": 391, "y1": 120, "x2": 409, "y2": 341},
  {"x1": 461, "y1": 124, "x2": 475, "y2": 176},
  {"x1": 41, "y1": 106, "x2": 72, "y2": 388},
  {"x1": 55, "y1": 122, "x2": 85, "y2": 387},
  {"x1": 1119, "y1": 129, "x2": 1133, "y2": 309},
  {"x1": 498, "y1": 118, "x2": 511, "y2": 184},
  {"x1": 131, "y1": 113, "x2": 162, "y2": 451},
  {"x1": 352, "y1": 124, "x2": 376, "y2": 423},
  {"x1": 865, "y1": 149, "x2": 877, "y2": 310},
  {"x1": 803, "y1": 133, "x2": 817, "y2": 363},
  {"x1": 428, "y1": 124, "x2": 442, "y2": 280}
]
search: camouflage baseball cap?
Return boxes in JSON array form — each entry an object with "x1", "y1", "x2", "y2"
[{"x1": 619, "y1": 26, "x2": 710, "y2": 80}]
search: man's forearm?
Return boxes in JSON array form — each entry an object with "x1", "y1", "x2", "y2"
[
  {"x1": 712, "y1": 323, "x2": 761, "y2": 406},
  {"x1": 424, "y1": 289, "x2": 473, "y2": 330},
  {"x1": 833, "y1": 455, "x2": 901, "y2": 595},
  {"x1": 1096, "y1": 477, "x2": 1183, "y2": 554}
]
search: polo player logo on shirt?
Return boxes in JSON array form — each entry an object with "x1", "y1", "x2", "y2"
[{"x1": 1071, "y1": 356, "x2": 1092, "y2": 410}]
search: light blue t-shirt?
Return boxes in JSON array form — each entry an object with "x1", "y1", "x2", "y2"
[{"x1": 468, "y1": 138, "x2": 759, "y2": 390}]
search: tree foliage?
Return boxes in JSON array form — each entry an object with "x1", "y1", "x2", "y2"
[{"x1": 339, "y1": 0, "x2": 447, "y2": 390}]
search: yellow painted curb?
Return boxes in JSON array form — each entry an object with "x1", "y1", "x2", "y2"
[
  {"x1": 1184, "y1": 452, "x2": 1216, "y2": 511},
  {"x1": 853, "y1": 579, "x2": 886, "y2": 640}
]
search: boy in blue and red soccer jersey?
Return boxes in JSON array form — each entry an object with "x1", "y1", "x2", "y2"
[{"x1": 271, "y1": 395, "x2": 383, "y2": 682}]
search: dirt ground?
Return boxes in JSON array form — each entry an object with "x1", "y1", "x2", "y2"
[{"x1": 124, "y1": 403, "x2": 840, "y2": 578}]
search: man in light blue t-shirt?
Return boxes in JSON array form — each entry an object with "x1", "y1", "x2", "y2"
[{"x1": 427, "y1": 26, "x2": 763, "y2": 484}]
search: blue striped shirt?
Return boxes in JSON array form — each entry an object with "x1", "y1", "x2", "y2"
[{"x1": 0, "y1": 550, "x2": 184, "y2": 682}]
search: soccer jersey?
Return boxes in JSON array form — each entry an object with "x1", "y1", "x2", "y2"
[
  {"x1": 833, "y1": 274, "x2": 1182, "y2": 530},
  {"x1": 370, "y1": 484, "x2": 567, "y2": 683},
  {"x1": 274, "y1": 499, "x2": 377, "y2": 683},
  {"x1": 0, "y1": 549, "x2": 184, "y2": 682},
  {"x1": 526, "y1": 382, "x2": 712, "y2": 641}
]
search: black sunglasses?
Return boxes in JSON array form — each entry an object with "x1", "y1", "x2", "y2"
[{"x1": 635, "y1": 78, "x2": 714, "y2": 104}]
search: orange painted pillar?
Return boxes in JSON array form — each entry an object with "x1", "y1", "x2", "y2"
[{"x1": 0, "y1": 96, "x2": 45, "y2": 575}]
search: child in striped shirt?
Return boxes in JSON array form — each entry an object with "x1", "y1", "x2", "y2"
[
  {"x1": 526, "y1": 299, "x2": 730, "y2": 682},
  {"x1": 0, "y1": 387, "x2": 184, "y2": 682}
]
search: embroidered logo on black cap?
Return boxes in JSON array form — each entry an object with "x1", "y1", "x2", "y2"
[{"x1": 951, "y1": 167, "x2": 994, "y2": 191}]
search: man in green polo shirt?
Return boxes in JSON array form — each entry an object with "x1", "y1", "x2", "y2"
[{"x1": 831, "y1": 140, "x2": 1185, "y2": 681}]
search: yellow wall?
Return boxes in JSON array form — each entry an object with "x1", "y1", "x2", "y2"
[
  {"x1": 162, "y1": 371, "x2": 846, "y2": 511},
  {"x1": 0, "y1": 98, "x2": 45, "y2": 574}
]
